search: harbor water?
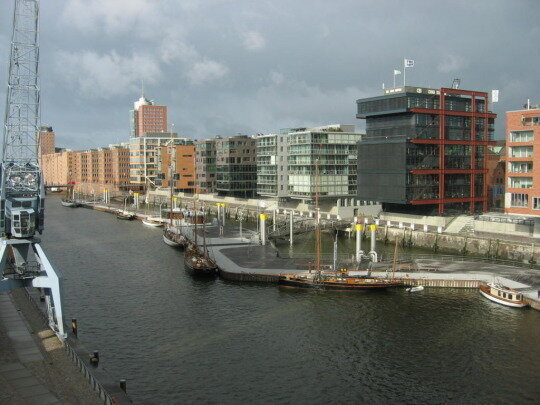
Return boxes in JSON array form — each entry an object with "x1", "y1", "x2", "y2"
[{"x1": 41, "y1": 197, "x2": 540, "y2": 404}]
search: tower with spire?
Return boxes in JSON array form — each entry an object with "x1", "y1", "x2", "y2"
[{"x1": 129, "y1": 83, "x2": 167, "y2": 137}]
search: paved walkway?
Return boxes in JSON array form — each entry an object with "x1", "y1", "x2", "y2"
[{"x1": 0, "y1": 292, "x2": 60, "y2": 405}]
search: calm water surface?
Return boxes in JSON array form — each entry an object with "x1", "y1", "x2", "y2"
[{"x1": 41, "y1": 197, "x2": 540, "y2": 404}]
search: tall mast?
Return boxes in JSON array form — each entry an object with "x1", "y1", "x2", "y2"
[{"x1": 315, "y1": 158, "x2": 321, "y2": 275}]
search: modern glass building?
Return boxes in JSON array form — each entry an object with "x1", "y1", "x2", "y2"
[
  {"x1": 215, "y1": 135, "x2": 257, "y2": 198},
  {"x1": 256, "y1": 125, "x2": 362, "y2": 202},
  {"x1": 195, "y1": 138, "x2": 217, "y2": 193},
  {"x1": 356, "y1": 86, "x2": 497, "y2": 215}
]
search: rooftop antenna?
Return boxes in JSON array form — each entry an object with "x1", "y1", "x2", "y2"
[{"x1": 452, "y1": 78, "x2": 461, "y2": 89}]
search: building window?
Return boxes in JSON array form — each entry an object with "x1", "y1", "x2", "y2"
[
  {"x1": 510, "y1": 130, "x2": 533, "y2": 142},
  {"x1": 509, "y1": 146, "x2": 533, "y2": 158},
  {"x1": 510, "y1": 193, "x2": 528, "y2": 207},
  {"x1": 509, "y1": 162, "x2": 533, "y2": 173},
  {"x1": 521, "y1": 116, "x2": 540, "y2": 126},
  {"x1": 533, "y1": 197, "x2": 540, "y2": 210},
  {"x1": 509, "y1": 177, "x2": 533, "y2": 188}
]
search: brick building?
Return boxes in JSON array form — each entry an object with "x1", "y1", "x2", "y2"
[
  {"x1": 157, "y1": 144, "x2": 197, "y2": 193},
  {"x1": 505, "y1": 106, "x2": 540, "y2": 216},
  {"x1": 41, "y1": 145, "x2": 131, "y2": 193},
  {"x1": 130, "y1": 94, "x2": 168, "y2": 138}
]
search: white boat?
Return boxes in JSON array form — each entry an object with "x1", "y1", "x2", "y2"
[
  {"x1": 163, "y1": 233, "x2": 181, "y2": 247},
  {"x1": 61, "y1": 199, "x2": 79, "y2": 208},
  {"x1": 406, "y1": 286, "x2": 424, "y2": 292},
  {"x1": 479, "y1": 282, "x2": 528, "y2": 308},
  {"x1": 142, "y1": 218, "x2": 164, "y2": 227}
]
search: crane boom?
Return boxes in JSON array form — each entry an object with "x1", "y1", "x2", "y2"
[{"x1": 0, "y1": 0, "x2": 65, "y2": 339}]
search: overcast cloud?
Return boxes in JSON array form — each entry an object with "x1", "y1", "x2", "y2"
[{"x1": 0, "y1": 0, "x2": 539, "y2": 149}]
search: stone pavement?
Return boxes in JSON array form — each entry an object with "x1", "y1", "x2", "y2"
[{"x1": 0, "y1": 292, "x2": 60, "y2": 405}]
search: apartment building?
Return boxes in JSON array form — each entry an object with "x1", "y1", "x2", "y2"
[
  {"x1": 505, "y1": 105, "x2": 540, "y2": 216},
  {"x1": 195, "y1": 138, "x2": 218, "y2": 193},
  {"x1": 129, "y1": 133, "x2": 189, "y2": 190},
  {"x1": 215, "y1": 135, "x2": 257, "y2": 198},
  {"x1": 256, "y1": 125, "x2": 362, "y2": 203},
  {"x1": 41, "y1": 145, "x2": 130, "y2": 193},
  {"x1": 356, "y1": 86, "x2": 497, "y2": 215},
  {"x1": 156, "y1": 144, "x2": 197, "y2": 193}
]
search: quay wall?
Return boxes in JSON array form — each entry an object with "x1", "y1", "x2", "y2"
[
  {"x1": 376, "y1": 226, "x2": 539, "y2": 264},
  {"x1": 23, "y1": 289, "x2": 132, "y2": 404}
]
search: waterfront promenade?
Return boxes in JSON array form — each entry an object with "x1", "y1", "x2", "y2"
[{"x1": 0, "y1": 290, "x2": 102, "y2": 404}]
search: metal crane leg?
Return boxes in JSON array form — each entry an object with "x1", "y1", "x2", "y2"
[{"x1": 0, "y1": 239, "x2": 66, "y2": 340}]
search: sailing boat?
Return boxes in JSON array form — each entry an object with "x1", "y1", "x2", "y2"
[
  {"x1": 61, "y1": 181, "x2": 79, "y2": 207},
  {"x1": 183, "y1": 203, "x2": 218, "y2": 276},
  {"x1": 116, "y1": 196, "x2": 136, "y2": 220},
  {"x1": 278, "y1": 160, "x2": 402, "y2": 291},
  {"x1": 162, "y1": 144, "x2": 186, "y2": 247}
]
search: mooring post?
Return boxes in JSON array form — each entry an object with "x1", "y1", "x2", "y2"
[
  {"x1": 289, "y1": 210, "x2": 294, "y2": 247},
  {"x1": 369, "y1": 224, "x2": 378, "y2": 262},
  {"x1": 260, "y1": 213, "x2": 267, "y2": 245},
  {"x1": 273, "y1": 209, "x2": 277, "y2": 232},
  {"x1": 356, "y1": 224, "x2": 363, "y2": 262},
  {"x1": 120, "y1": 379, "x2": 127, "y2": 393},
  {"x1": 71, "y1": 318, "x2": 78, "y2": 337}
]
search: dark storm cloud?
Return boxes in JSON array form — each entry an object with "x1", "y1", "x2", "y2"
[{"x1": 0, "y1": 0, "x2": 539, "y2": 149}]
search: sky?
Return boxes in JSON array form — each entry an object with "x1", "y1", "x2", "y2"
[{"x1": 0, "y1": 0, "x2": 539, "y2": 150}]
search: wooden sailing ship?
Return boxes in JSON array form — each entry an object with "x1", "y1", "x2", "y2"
[
  {"x1": 278, "y1": 160, "x2": 402, "y2": 291},
  {"x1": 183, "y1": 203, "x2": 217, "y2": 276}
]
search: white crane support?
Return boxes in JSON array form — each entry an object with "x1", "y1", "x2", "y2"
[{"x1": 0, "y1": 0, "x2": 66, "y2": 339}]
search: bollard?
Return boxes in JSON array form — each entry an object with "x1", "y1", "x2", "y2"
[
  {"x1": 423, "y1": 224, "x2": 428, "y2": 232},
  {"x1": 71, "y1": 318, "x2": 78, "y2": 337},
  {"x1": 90, "y1": 351, "x2": 99, "y2": 366},
  {"x1": 355, "y1": 224, "x2": 363, "y2": 262},
  {"x1": 273, "y1": 209, "x2": 277, "y2": 232},
  {"x1": 259, "y1": 214, "x2": 267, "y2": 245},
  {"x1": 119, "y1": 379, "x2": 127, "y2": 393}
]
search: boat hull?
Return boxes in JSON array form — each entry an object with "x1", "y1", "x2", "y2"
[
  {"x1": 278, "y1": 276, "x2": 402, "y2": 291},
  {"x1": 183, "y1": 251, "x2": 218, "y2": 277},
  {"x1": 163, "y1": 234, "x2": 182, "y2": 247},
  {"x1": 117, "y1": 214, "x2": 135, "y2": 220},
  {"x1": 61, "y1": 200, "x2": 79, "y2": 208},
  {"x1": 142, "y1": 219, "x2": 163, "y2": 227},
  {"x1": 479, "y1": 288, "x2": 527, "y2": 308}
]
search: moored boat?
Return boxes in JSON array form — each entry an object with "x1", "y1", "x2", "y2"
[
  {"x1": 163, "y1": 227, "x2": 186, "y2": 248},
  {"x1": 183, "y1": 244, "x2": 218, "y2": 276},
  {"x1": 142, "y1": 217, "x2": 164, "y2": 227},
  {"x1": 278, "y1": 273, "x2": 403, "y2": 291},
  {"x1": 116, "y1": 210, "x2": 136, "y2": 220},
  {"x1": 479, "y1": 282, "x2": 528, "y2": 308},
  {"x1": 61, "y1": 199, "x2": 79, "y2": 208}
]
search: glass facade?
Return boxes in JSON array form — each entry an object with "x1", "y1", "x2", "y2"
[{"x1": 357, "y1": 87, "x2": 496, "y2": 214}]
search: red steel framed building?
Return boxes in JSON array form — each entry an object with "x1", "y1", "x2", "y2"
[{"x1": 356, "y1": 86, "x2": 497, "y2": 215}]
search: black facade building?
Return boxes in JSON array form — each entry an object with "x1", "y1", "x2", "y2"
[{"x1": 356, "y1": 86, "x2": 496, "y2": 215}]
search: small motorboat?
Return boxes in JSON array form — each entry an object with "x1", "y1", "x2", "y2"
[
  {"x1": 116, "y1": 210, "x2": 136, "y2": 220},
  {"x1": 163, "y1": 228, "x2": 186, "y2": 248},
  {"x1": 142, "y1": 218, "x2": 164, "y2": 227},
  {"x1": 479, "y1": 282, "x2": 528, "y2": 308},
  {"x1": 406, "y1": 286, "x2": 424, "y2": 292}
]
